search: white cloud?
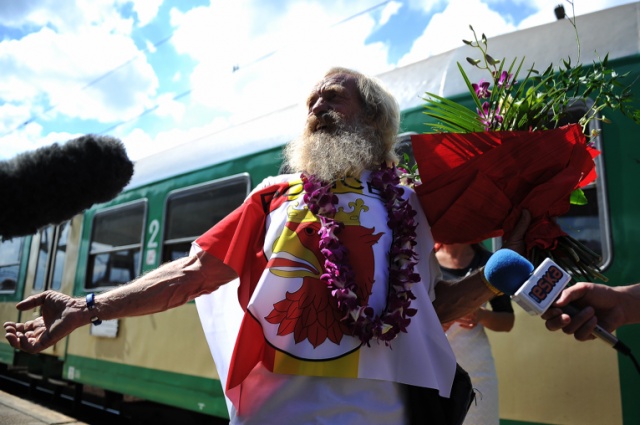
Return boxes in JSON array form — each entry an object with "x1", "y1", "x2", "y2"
[
  {"x1": 1, "y1": 0, "x2": 636, "y2": 162},
  {"x1": 0, "y1": 127, "x2": 84, "y2": 163},
  {"x1": 154, "y1": 92, "x2": 186, "y2": 121},
  {"x1": 379, "y1": 1, "x2": 402, "y2": 26},
  {"x1": 398, "y1": 0, "x2": 516, "y2": 67},
  {"x1": 405, "y1": 0, "x2": 446, "y2": 12},
  {"x1": 169, "y1": 0, "x2": 394, "y2": 122},
  {"x1": 0, "y1": 26, "x2": 158, "y2": 123},
  {"x1": 145, "y1": 39, "x2": 157, "y2": 53},
  {"x1": 131, "y1": 0, "x2": 162, "y2": 27},
  {"x1": 122, "y1": 116, "x2": 231, "y2": 160},
  {"x1": 0, "y1": 0, "x2": 134, "y2": 34},
  {"x1": 0, "y1": 0, "x2": 161, "y2": 160}
]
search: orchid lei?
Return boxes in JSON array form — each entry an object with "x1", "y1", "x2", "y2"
[{"x1": 301, "y1": 164, "x2": 420, "y2": 346}]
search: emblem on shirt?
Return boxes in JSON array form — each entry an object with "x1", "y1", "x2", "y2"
[{"x1": 251, "y1": 180, "x2": 388, "y2": 360}]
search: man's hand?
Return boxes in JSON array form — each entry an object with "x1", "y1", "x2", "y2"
[
  {"x1": 453, "y1": 310, "x2": 480, "y2": 329},
  {"x1": 3, "y1": 291, "x2": 86, "y2": 353},
  {"x1": 541, "y1": 282, "x2": 627, "y2": 341},
  {"x1": 502, "y1": 209, "x2": 531, "y2": 256}
]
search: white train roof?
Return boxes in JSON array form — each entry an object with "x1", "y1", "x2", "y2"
[{"x1": 128, "y1": 2, "x2": 640, "y2": 191}]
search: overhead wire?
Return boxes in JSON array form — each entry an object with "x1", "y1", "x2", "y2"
[
  {"x1": 96, "y1": 0, "x2": 394, "y2": 137},
  {"x1": 0, "y1": 33, "x2": 176, "y2": 138},
  {"x1": 1, "y1": 0, "x2": 394, "y2": 140}
]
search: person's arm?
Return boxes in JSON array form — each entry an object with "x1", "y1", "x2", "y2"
[
  {"x1": 444, "y1": 292, "x2": 515, "y2": 331},
  {"x1": 433, "y1": 210, "x2": 531, "y2": 323},
  {"x1": 541, "y1": 282, "x2": 640, "y2": 341},
  {"x1": 447, "y1": 308, "x2": 514, "y2": 332},
  {"x1": 476, "y1": 308, "x2": 514, "y2": 332},
  {"x1": 434, "y1": 271, "x2": 496, "y2": 323},
  {"x1": 479, "y1": 294, "x2": 515, "y2": 332},
  {"x1": 3, "y1": 252, "x2": 237, "y2": 354}
]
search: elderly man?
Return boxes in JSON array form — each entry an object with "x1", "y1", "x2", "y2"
[{"x1": 5, "y1": 67, "x2": 529, "y2": 425}]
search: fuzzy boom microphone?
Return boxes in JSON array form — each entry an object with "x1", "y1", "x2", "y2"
[{"x1": 0, "y1": 135, "x2": 134, "y2": 240}]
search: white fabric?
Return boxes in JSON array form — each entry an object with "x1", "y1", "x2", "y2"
[
  {"x1": 225, "y1": 366, "x2": 406, "y2": 425},
  {"x1": 446, "y1": 313, "x2": 499, "y2": 425},
  {"x1": 195, "y1": 172, "x2": 456, "y2": 424},
  {"x1": 195, "y1": 277, "x2": 243, "y2": 416}
]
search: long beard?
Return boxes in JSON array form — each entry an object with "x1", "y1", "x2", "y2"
[{"x1": 284, "y1": 112, "x2": 384, "y2": 182}]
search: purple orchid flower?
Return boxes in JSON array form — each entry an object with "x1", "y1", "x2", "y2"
[
  {"x1": 496, "y1": 71, "x2": 515, "y2": 88},
  {"x1": 472, "y1": 79, "x2": 491, "y2": 98},
  {"x1": 478, "y1": 102, "x2": 504, "y2": 130}
]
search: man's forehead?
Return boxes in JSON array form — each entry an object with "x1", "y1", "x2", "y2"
[{"x1": 314, "y1": 73, "x2": 357, "y2": 92}]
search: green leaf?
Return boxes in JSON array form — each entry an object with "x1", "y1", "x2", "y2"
[
  {"x1": 422, "y1": 91, "x2": 486, "y2": 133},
  {"x1": 456, "y1": 62, "x2": 485, "y2": 111},
  {"x1": 570, "y1": 188, "x2": 588, "y2": 205}
]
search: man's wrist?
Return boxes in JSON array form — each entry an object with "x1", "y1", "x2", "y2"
[{"x1": 85, "y1": 293, "x2": 102, "y2": 325}]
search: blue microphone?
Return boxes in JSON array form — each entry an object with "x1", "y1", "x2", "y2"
[{"x1": 484, "y1": 249, "x2": 631, "y2": 355}]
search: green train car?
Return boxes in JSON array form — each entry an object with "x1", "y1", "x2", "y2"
[{"x1": 1, "y1": 3, "x2": 639, "y2": 424}]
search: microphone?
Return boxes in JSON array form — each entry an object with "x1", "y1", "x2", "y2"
[
  {"x1": 0, "y1": 135, "x2": 134, "y2": 240},
  {"x1": 484, "y1": 249, "x2": 631, "y2": 355}
]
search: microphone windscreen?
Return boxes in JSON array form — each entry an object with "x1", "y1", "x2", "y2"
[
  {"x1": 484, "y1": 248, "x2": 534, "y2": 295},
  {"x1": 0, "y1": 135, "x2": 134, "y2": 240}
]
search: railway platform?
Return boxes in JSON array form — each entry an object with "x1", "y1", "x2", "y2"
[{"x1": 0, "y1": 388, "x2": 88, "y2": 425}]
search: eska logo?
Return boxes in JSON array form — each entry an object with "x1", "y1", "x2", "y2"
[{"x1": 528, "y1": 266, "x2": 564, "y2": 303}]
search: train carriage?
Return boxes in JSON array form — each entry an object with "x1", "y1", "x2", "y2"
[{"x1": 1, "y1": 3, "x2": 640, "y2": 424}]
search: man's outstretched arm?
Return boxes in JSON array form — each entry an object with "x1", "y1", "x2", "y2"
[{"x1": 4, "y1": 252, "x2": 237, "y2": 354}]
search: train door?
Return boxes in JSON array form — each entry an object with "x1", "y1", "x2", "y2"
[
  {"x1": 5, "y1": 220, "x2": 79, "y2": 380},
  {"x1": 29, "y1": 222, "x2": 71, "y2": 294},
  {"x1": 20, "y1": 222, "x2": 70, "y2": 334},
  {"x1": 0, "y1": 236, "x2": 29, "y2": 364}
]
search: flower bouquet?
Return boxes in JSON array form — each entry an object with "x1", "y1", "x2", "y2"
[{"x1": 401, "y1": 18, "x2": 640, "y2": 282}]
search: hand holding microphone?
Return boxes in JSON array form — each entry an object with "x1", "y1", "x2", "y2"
[
  {"x1": 482, "y1": 249, "x2": 632, "y2": 356},
  {"x1": 543, "y1": 281, "x2": 639, "y2": 340}
]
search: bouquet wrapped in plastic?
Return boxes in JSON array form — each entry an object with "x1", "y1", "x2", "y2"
[
  {"x1": 410, "y1": 124, "x2": 601, "y2": 279},
  {"x1": 402, "y1": 21, "x2": 640, "y2": 281}
]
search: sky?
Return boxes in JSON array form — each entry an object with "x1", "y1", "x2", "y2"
[{"x1": 0, "y1": 0, "x2": 637, "y2": 162}]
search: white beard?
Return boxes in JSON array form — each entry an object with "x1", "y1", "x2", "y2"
[{"x1": 284, "y1": 112, "x2": 384, "y2": 182}]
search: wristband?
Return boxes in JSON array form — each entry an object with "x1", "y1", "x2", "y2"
[
  {"x1": 86, "y1": 293, "x2": 102, "y2": 325},
  {"x1": 480, "y1": 267, "x2": 504, "y2": 296}
]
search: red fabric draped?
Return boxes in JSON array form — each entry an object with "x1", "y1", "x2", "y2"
[{"x1": 411, "y1": 124, "x2": 599, "y2": 253}]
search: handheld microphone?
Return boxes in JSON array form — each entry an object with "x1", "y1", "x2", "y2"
[
  {"x1": 0, "y1": 135, "x2": 134, "y2": 240},
  {"x1": 484, "y1": 249, "x2": 631, "y2": 355}
]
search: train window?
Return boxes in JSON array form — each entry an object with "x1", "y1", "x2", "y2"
[
  {"x1": 552, "y1": 100, "x2": 611, "y2": 269},
  {"x1": 86, "y1": 201, "x2": 145, "y2": 289},
  {"x1": 32, "y1": 222, "x2": 71, "y2": 292},
  {"x1": 50, "y1": 222, "x2": 70, "y2": 291},
  {"x1": 33, "y1": 226, "x2": 54, "y2": 291},
  {"x1": 0, "y1": 237, "x2": 23, "y2": 293},
  {"x1": 162, "y1": 174, "x2": 251, "y2": 262}
]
